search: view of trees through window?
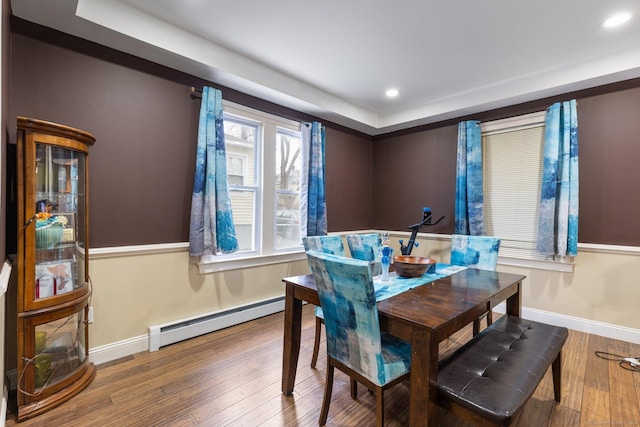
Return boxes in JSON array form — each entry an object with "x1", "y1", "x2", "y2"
[{"x1": 275, "y1": 130, "x2": 302, "y2": 249}]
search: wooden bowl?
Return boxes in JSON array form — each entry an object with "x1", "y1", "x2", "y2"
[{"x1": 392, "y1": 255, "x2": 436, "y2": 278}]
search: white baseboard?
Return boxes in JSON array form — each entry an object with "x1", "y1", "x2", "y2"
[
  {"x1": 88, "y1": 335, "x2": 149, "y2": 366},
  {"x1": 493, "y1": 303, "x2": 640, "y2": 345}
]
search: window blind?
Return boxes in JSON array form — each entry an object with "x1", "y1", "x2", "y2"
[{"x1": 482, "y1": 116, "x2": 550, "y2": 261}]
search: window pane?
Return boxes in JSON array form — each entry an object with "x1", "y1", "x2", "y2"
[
  {"x1": 224, "y1": 120, "x2": 256, "y2": 187},
  {"x1": 275, "y1": 129, "x2": 301, "y2": 249},
  {"x1": 276, "y1": 192, "x2": 300, "y2": 249},
  {"x1": 223, "y1": 114, "x2": 259, "y2": 254},
  {"x1": 229, "y1": 189, "x2": 255, "y2": 251},
  {"x1": 227, "y1": 155, "x2": 245, "y2": 186},
  {"x1": 275, "y1": 131, "x2": 301, "y2": 191}
]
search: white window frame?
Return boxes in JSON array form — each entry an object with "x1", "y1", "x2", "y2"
[
  {"x1": 198, "y1": 102, "x2": 306, "y2": 273},
  {"x1": 481, "y1": 111, "x2": 574, "y2": 272}
]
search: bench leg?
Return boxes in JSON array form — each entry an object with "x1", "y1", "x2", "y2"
[{"x1": 552, "y1": 350, "x2": 562, "y2": 402}]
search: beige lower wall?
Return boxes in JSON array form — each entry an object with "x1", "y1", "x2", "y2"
[
  {"x1": 86, "y1": 232, "x2": 640, "y2": 358},
  {"x1": 88, "y1": 250, "x2": 309, "y2": 348}
]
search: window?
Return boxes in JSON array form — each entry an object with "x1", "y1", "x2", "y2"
[
  {"x1": 481, "y1": 111, "x2": 571, "y2": 270},
  {"x1": 214, "y1": 102, "x2": 302, "y2": 259}
]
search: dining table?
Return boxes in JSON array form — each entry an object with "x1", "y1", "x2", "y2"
[{"x1": 281, "y1": 265, "x2": 526, "y2": 426}]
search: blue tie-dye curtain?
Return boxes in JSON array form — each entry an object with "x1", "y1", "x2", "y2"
[
  {"x1": 454, "y1": 121, "x2": 486, "y2": 236},
  {"x1": 300, "y1": 122, "x2": 328, "y2": 237},
  {"x1": 189, "y1": 87, "x2": 239, "y2": 256},
  {"x1": 536, "y1": 100, "x2": 579, "y2": 257}
]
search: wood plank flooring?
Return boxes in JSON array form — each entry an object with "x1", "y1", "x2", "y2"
[{"x1": 6, "y1": 304, "x2": 640, "y2": 426}]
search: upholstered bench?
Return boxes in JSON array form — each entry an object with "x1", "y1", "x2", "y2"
[{"x1": 436, "y1": 315, "x2": 568, "y2": 426}]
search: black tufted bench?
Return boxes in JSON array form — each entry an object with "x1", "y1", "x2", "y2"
[{"x1": 436, "y1": 315, "x2": 568, "y2": 426}]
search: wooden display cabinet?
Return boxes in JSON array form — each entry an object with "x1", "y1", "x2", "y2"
[{"x1": 16, "y1": 117, "x2": 96, "y2": 420}]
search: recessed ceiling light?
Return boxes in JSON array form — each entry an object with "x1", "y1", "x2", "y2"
[
  {"x1": 603, "y1": 12, "x2": 631, "y2": 28},
  {"x1": 385, "y1": 88, "x2": 400, "y2": 98}
]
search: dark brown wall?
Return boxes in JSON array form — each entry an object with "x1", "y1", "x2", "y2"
[
  {"x1": 373, "y1": 125, "x2": 458, "y2": 234},
  {"x1": 373, "y1": 83, "x2": 640, "y2": 246},
  {"x1": 9, "y1": 25, "x2": 373, "y2": 247},
  {"x1": 578, "y1": 88, "x2": 640, "y2": 245},
  {"x1": 325, "y1": 127, "x2": 374, "y2": 231}
]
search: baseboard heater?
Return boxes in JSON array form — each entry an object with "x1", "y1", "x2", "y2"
[{"x1": 148, "y1": 296, "x2": 285, "y2": 351}]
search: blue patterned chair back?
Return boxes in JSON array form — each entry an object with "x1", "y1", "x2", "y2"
[
  {"x1": 450, "y1": 234, "x2": 501, "y2": 271},
  {"x1": 306, "y1": 251, "x2": 396, "y2": 385},
  {"x1": 302, "y1": 235, "x2": 346, "y2": 256},
  {"x1": 346, "y1": 233, "x2": 381, "y2": 261}
]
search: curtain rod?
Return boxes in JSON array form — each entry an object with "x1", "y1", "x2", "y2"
[{"x1": 190, "y1": 86, "x2": 202, "y2": 100}]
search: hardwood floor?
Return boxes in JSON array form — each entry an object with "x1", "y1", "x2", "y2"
[{"x1": 6, "y1": 304, "x2": 640, "y2": 426}]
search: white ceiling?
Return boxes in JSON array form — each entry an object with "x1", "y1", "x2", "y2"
[{"x1": 11, "y1": 0, "x2": 640, "y2": 135}]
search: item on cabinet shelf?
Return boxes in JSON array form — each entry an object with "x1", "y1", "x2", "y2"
[
  {"x1": 35, "y1": 224, "x2": 64, "y2": 249},
  {"x1": 34, "y1": 354, "x2": 52, "y2": 389},
  {"x1": 35, "y1": 261, "x2": 74, "y2": 297},
  {"x1": 58, "y1": 166, "x2": 67, "y2": 192},
  {"x1": 392, "y1": 255, "x2": 436, "y2": 278},
  {"x1": 36, "y1": 199, "x2": 54, "y2": 214},
  {"x1": 35, "y1": 331, "x2": 47, "y2": 354},
  {"x1": 58, "y1": 213, "x2": 76, "y2": 243},
  {"x1": 35, "y1": 214, "x2": 68, "y2": 249}
]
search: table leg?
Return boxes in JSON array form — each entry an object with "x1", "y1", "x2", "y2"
[
  {"x1": 282, "y1": 283, "x2": 303, "y2": 395},
  {"x1": 506, "y1": 281, "x2": 522, "y2": 317},
  {"x1": 408, "y1": 328, "x2": 435, "y2": 426}
]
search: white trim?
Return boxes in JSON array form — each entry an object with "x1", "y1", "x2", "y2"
[
  {"x1": 88, "y1": 335, "x2": 148, "y2": 366},
  {"x1": 493, "y1": 303, "x2": 640, "y2": 345},
  {"x1": 198, "y1": 250, "x2": 306, "y2": 274},
  {"x1": 90, "y1": 242, "x2": 188, "y2": 259},
  {"x1": 224, "y1": 100, "x2": 300, "y2": 131},
  {"x1": 0, "y1": 260, "x2": 12, "y2": 296},
  {"x1": 498, "y1": 256, "x2": 574, "y2": 273},
  {"x1": 578, "y1": 242, "x2": 640, "y2": 256},
  {"x1": 1, "y1": 385, "x2": 6, "y2": 427}
]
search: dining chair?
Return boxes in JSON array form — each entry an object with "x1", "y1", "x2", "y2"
[
  {"x1": 302, "y1": 235, "x2": 346, "y2": 368},
  {"x1": 306, "y1": 250, "x2": 412, "y2": 427},
  {"x1": 450, "y1": 234, "x2": 501, "y2": 335},
  {"x1": 345, "y1": 233, "x2": 382, "y2": 275}
]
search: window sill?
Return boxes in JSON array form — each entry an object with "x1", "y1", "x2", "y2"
[
  {"x1": 197, "y1": 249, "x2": 307, "y2": 274},
  {"x1": 498, "y1": 256, "x2": 575, "y2": 273}
]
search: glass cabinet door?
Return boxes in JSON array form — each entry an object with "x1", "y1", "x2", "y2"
[
  {"x1": 27, "y1": 304, "x2": 89, "y2": 397},
  {"x1": 24, "y1": 139, "x2": 89, "y2": 311}
]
